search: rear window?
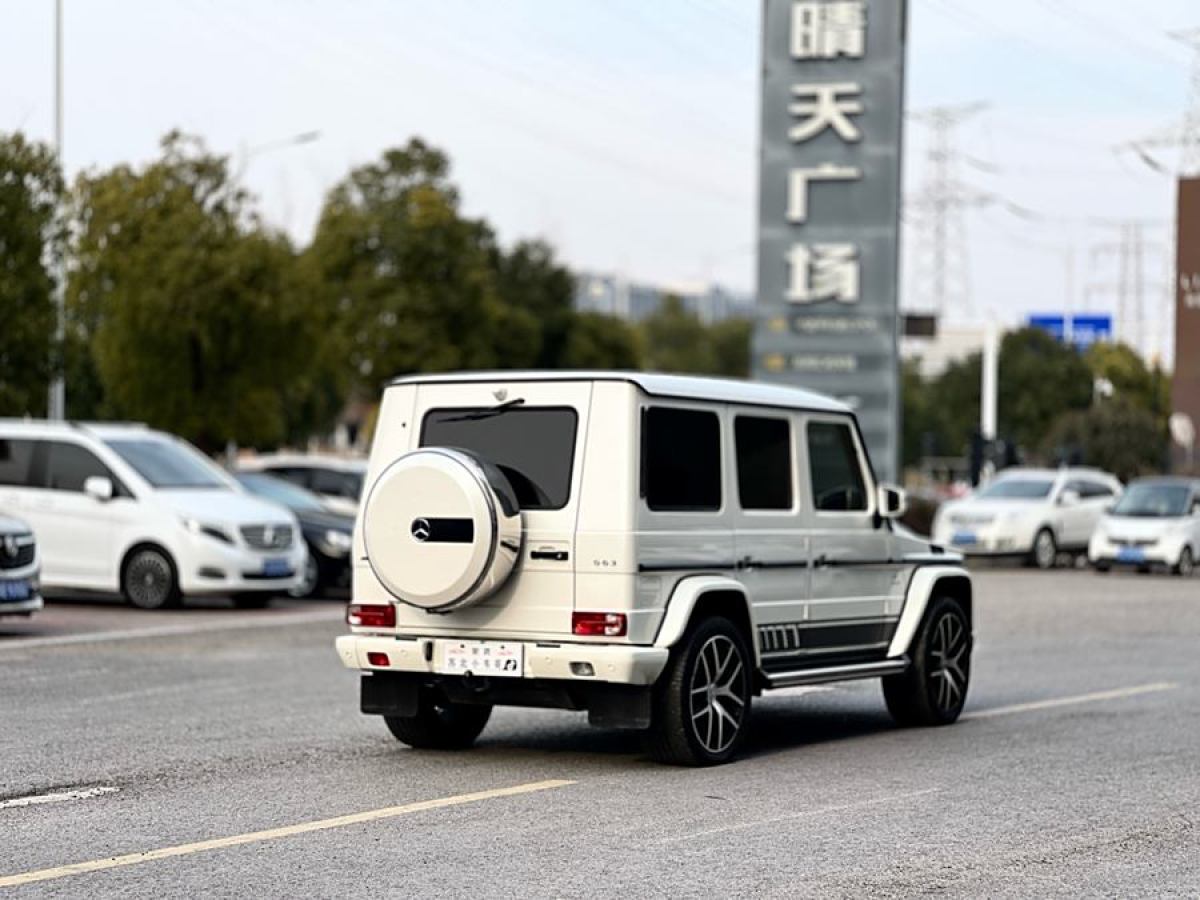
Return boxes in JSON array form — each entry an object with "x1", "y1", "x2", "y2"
[{"x1": 421, "y1": 407, "x2": 578, "y2": 510}]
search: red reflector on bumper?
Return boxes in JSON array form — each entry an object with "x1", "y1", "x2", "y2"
[
  {"x1": 366, "y1": 651, "x2": 390, "y2": 667},
  {"x1": 347, "y1": 604, "x2": 396, "y2": 628},
  {"x1": 572, "y1": 611, "x2": 627, "y2": 637}
]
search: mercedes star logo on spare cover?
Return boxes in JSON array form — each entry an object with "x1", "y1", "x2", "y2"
[{"x1": 411, "y1": 518, "x2": 431, "y2": 542}]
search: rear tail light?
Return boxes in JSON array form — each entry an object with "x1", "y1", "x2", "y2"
[
  {"x1": 347, "y1": 603, "x2": 396, "y2": 629},
  {"x1": 366, "y1": 651, "x2": 390, "y2": 667},
  {"x1": 572, "y1": 611, "x2": 627, "y2": 637}
]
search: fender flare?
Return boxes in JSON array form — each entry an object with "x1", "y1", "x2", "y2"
[
  {"x1": 887, "y1": 564, "x2": 971, "y2": 658},
  {"x1": 653, "y1": 574, "x2": 758, "y2": 663}
]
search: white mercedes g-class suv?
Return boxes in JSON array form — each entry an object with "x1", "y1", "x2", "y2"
[{"x1": 336, "y1": 372, "x2": 972, "y2": 766}]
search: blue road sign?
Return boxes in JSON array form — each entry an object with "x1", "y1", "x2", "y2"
[
  {"x1": 1027, "y1": 313, "x2": 1112, "y2": 350},
  {"x1": 1028, "y1": 314, "x2": 1066, "y2": 341}
]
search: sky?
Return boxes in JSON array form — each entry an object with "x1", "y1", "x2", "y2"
[{"x1": 2, "y1": 0, "x2": 1196, "y2": 363}]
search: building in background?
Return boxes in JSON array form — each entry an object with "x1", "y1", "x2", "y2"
[{"x1": 574, "y1": 273, "x2": 752, "y2": 324}]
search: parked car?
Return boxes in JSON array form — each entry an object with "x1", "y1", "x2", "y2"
[
  {"x1": 234, "y1": 472, "x2": 354, "y2": 597},
  {"x1": 0, "y1": 512, "x2": 41, "y2": 618},
  {"x1": 238, "y1": 454, "x2": 366, "y2": 517},
  {"x1": 932, "y1": 467, "x2": 1122, "y2": 569},
  {"x1": 0, "y1": 422, "x2": 307, "y2": 609},
  {"x1": 335, "y1": 371, "x2": 973, "y2": 766},
  {"x1": 1088, "y1": 477, "x2": 1200, "y2": 576}
]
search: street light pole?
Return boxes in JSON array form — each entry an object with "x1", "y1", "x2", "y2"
[{"x1": 48, "y1": 0, "x2": 66, "y2": 420}]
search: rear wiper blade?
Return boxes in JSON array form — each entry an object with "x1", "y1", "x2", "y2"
[{"x1": 443, "y1": 398, "x2": 525, "y2": 422}]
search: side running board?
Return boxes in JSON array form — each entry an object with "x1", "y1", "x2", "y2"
[{"x1": 764, "y1": 658, "x2": 909, "y2": 690}]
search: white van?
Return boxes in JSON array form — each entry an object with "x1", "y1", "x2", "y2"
[
  {"x1": 0, "y1": 422, "x2": 307, "y2": 609},
  {"x1": 337, "y1": 372, "x2": 973, "y2": 766}
]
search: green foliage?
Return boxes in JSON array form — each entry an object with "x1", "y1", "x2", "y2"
[
  {"x1": 69, "y1": 132, "x2": 315, "y2": 451},
  {"x1": 559, "y1": 312, "x2": 643, "y2": 369},
  {"x1": 0, "y1": 133, "x2": 64, "y2": 417},
  {"x1": 638, "y1": 295, "x2": 750, "y2": 377},
  {"x1": 1041, "y1": 400, "x2": 1167, "y2": 481},
  {"x1": 997, "y1": 327, "x2": 1093, "y2": 449},
  {"x1": 1084, "y1": 341, "x2": 1170, "y2": 417},
  {"x1": 709, "y1": 317, "x2": 752, "y2": 378}
]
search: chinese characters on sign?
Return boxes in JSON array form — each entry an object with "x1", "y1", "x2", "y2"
[{"x1": 754, "y1": 0, "x2": 907, "y2": 481}]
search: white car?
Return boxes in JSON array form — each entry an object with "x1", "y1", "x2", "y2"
[
  {"x1": 932, "y1": 467, "x2": 1122, "y2": 569},
  {"x1": 0, "y1": 422, "x2": 307, "y2": 609},
  {"x1": 239, "y1": 454, "x2": 366, "y2": 517},
  {"x1": 337, "y1": 371, "x2": 973, "y2": 766},
  {"x1": 1089, "y1": 478, "x2": 1200, "y2": 576},
  {"x1": 0, "y1": 512, "x2": 41, "y2": 618}
]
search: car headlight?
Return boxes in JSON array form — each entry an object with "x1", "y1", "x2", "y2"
[
  {"x1": 319, "y1": 529, "x2": 353, "y2": 556},
  {"x1": 182, "y1": 517, "x2": 234, "y2": 545}
]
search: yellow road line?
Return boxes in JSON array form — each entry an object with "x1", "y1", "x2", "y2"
[
  {"x1": 967, "y1": 681, "x2": 1178, "y2": 720},
  {"x1": 0, "y1": 779, "x2": 574, "y2": 889}
]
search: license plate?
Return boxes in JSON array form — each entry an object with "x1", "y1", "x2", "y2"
[
  {"x1": 439, "y1": 641, "x2": 524, "y2": 678},
  {"x1": 1117, "y1": 547, "x2": 1145, "y2": 563},
  {"x1": 262, "y1": 558, "x2": 290, "y2": 577},
  {"x1": 951, "y1": 532, "x2": 978, "y2": 546},
  {"x1": 0, "y1": 580, "x2": 30, "y2": 601}
]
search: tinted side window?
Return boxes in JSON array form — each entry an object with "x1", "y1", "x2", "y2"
[
  {"x1": 807, "y1": 421, "x2": 867, "y2": 512},
  {"x1": 311, "y1": 469, "x2": 360, "y2": 499},
  {"x1": 735, "y1": 416, "x2": 793, "y2": 511},
  {"x1": 45, "y1": 441, "x2": 111, "y2": 492},
  {"x1": 0, "y1": 439, "x2": 36, "y2": 487},
  {"x1": 1082, "y1": 481, "x2": 1113, "y2": 499},
  {"x1": 643, "y1": 407, "x2": 721, "y2": 512}
]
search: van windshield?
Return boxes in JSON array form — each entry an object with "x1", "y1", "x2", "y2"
[
  {"x1": 421, "y1": 407, "x2": 578, "y2": 510},
  {"x1": 105, "y1": 438, "x2": 227, "y2": 489}
]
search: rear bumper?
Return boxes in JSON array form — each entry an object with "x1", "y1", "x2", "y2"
[{"x1": 335, "y1": 633, "x2": 670, "y2": 687}]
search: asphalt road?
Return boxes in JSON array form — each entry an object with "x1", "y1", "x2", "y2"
[{"x1": 1, "y1": 569, "x2": 1197, "y2": 898}]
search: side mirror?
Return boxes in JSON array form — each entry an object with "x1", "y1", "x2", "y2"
[
  {"x1": 877, "y1": 483, "x2": 907, "y2": 519},
  {"x1": 84, "y1": 476, "x2": 114, "y2": 502},
  {"x1": 1058, "y1": 489, "x2": 1080, "y2": 507}
]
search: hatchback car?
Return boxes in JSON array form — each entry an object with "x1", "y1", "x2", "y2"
[
  {"x1": 0, "y1": 512, "x2": 41, "y2": 618},
  {"x1": 239, "y1": 454, "x2": 366, "y2": 517},
  {"x1": 1089, "y1": 478, "x2": 1200, "y2": 576},
  {"x1": 0, "y1": 422, "x2": 307, "y2": 609},
  {"x1": 336, "y1": 371, "x2": 974, "y2": 766},
  {"x1": 234, "y1": 472, "x2": 354, "y2": 597},
  {"x1": 931, "y1": 467, "x2": 1122, "y2": 569}
]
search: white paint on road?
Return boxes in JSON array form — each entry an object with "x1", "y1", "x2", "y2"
[
  {"x1": 0, "y1": 608, "x2": 342, "y2": 653},
  {"x1": 967, "y1": 682, "x2": 1179, "y2": 720},
  {"x1": 0, "y1": 779, "x2": 574, "y2": 888},
  {"x1": 659, "y1": 788, "x2": 940, "y2": 844},
  {"x1": 0, "y1": 786, "x2": 119, "y2": 810}
]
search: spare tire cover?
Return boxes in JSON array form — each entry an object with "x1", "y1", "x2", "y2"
[{"x1": 362, "y1": 448, "x2": 522, "y2": 612}]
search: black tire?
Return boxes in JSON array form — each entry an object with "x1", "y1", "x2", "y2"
[
  {"x1": 883, "y1": 596, "x2": 971, "y2": 727},
  {"x1": 1174, "y1": 547, "x2": 1194, "y2": 578},
  {"x1": 384, "y1": 689, "x2": 492, "y2": 750},
  {"x1": 121, "y1": 547, "x2": 181, "y2": 610},
  {"x1": 1094, "y1": 561, "x2": 1111, "y2": 574},
  {"x1": 645, "y1": 616, "x2": 752, "y2": 767},
  {"x1": 232, "y1": 593, "x2": 272, "y2": 610},
  {"x1": 288, "y1": 553, "x2": 322, "y2": 599},
  {"x1": 1030, "y1": 528, "x2": 1057, "y2": 570}
]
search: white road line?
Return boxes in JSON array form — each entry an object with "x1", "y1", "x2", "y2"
[
  {"x1": 0, "y1": 786, "x2": 119, "y2": 811},
  {"x1": 659, "y1": 788, "x2": 940, "y2": 844},
  {"x1": 967, "y1": 682, "x2": 1179, "y2": 720},
  {"x1": 0, "y1": 608, "x2": 343, "y2": 652},
  {"x1": 0, "y1": 779, "x2": 574, "y2": 888}
]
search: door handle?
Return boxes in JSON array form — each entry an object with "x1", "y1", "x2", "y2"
[
  {"x1": 814, "y1": 554, "x2": 830, "y2": 568},
  {"x1": 737, "y1": 555, "x2": 757, "y2": 571}
]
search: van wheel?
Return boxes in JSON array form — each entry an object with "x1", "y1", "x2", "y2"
[
  {"x1": 1031, "y1": 528, "x2": 1057, "y2": 570},
  {"x1": 883, "y1": 596, "x2": 971, "y2": 726},
  {"x1": 646, "y1": 616, "x2": 752, "y2": 767},
  {"x1": 384, "y1": 689, "x2": 492, "y2": 750},
  {"x1": 122, "y1": 547, "x2": 180, "y2": 610}
]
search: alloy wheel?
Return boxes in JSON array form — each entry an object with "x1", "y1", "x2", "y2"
[
  {"x1": 687, "y1": 634, "x2": 747, "y2": 756},
  {"x1": 126, "y1": 551, "x2": 173, "y2": 609},
  {"x1": 1035, "y1": 530, "x2": 1056, "y2": 569},
  {"x1": 926, "y1": 610, "x2": 969, "y2": 716}
]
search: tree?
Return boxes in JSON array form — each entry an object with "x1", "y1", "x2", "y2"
[
  {"x1": 997, "y1": 327, "x2": 1093, "y2": 450},
  {"x1": 559, "y1": 312, "x2": 643, "y2": 369},
  {"x1": 0, "y1": 133, "x2": 64, "y2": 417},
  {"x1": 493, "y1": 239, "x2": 576, "y2": 368},
  {"x1": 69, "y1": 132, "x2": 315, "y2": 450},
  {"x1": 1084, "y1": 342, "x2": 1169, "y2": 418},
  {"x1": 1041, "y1": 400, "x2": 1166, "y2": 481},
  {"x1": 709, "y1": 317, "x2": 752, "y2": 377},
  {"x1": 305, "y1": 140, "x2": 524, "y2": 388}
]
